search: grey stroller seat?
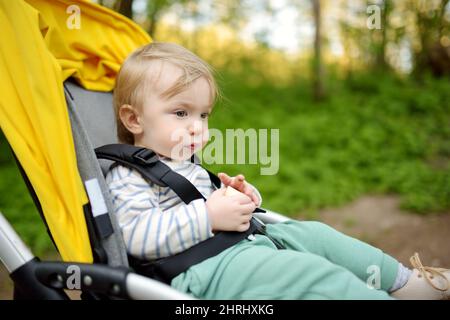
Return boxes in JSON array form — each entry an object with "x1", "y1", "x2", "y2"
[{"x1": 0, "y1": 79, "x2": 289, "y2": 300}]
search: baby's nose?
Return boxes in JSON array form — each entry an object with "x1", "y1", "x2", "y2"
[{"x1": 188, "y1": 121, "x2": 204, "y2": 135}]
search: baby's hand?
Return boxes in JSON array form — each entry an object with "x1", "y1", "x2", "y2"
[
  {"x1": 225, "y1": 186, "x2": 241, "y2": 196},
  {"x1": 206, "y1": 187, "x2": 255, "y2": 232},
  {"x1": 218, "y1": 172, "x2": 260, "y2": 206}
]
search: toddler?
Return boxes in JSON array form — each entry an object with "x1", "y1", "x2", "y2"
[{"x1": 106, "y1": 42, "x2": 449, "y2": 300}]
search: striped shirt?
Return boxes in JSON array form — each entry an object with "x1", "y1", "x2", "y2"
[{"x1": 105, "y1": 158, "x2": 262, "y2": 260}]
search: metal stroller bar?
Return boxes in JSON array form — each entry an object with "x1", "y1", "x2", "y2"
[
  {"x1": 0, "y1": 211, "x2": 34, "y2": 273},
  {"x1": 0, "y1": 211, "x2": 193, "y2": 300}
]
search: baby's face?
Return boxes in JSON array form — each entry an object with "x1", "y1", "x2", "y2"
[{"x1": 134, "y1": 63, "x2": 212, "y2": 161}]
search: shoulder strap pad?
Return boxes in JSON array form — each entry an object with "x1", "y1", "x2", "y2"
[{"x1": 95, "y1": 144, "x2": 206, "y2": 204}]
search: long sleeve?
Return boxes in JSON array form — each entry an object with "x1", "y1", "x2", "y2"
[{"x1": 106, "y1": 165, "x2": 214, "y2": 260}]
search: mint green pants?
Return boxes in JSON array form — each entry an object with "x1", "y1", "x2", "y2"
[{"x1": 172, "y1": 220, "x2": 398, "y2": 299}]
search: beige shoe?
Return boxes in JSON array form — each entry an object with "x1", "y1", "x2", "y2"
[{"x1": 391, "y1": 253, "x2": 450, "y2": 300}]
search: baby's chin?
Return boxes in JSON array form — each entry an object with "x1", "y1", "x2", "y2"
[{"x1": 159, "y1": 149, "x2": 197, "y2": 162}]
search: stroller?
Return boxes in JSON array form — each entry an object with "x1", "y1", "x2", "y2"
[{"x1": 0, "y1": 0, "x2": 290, "y2": 300}]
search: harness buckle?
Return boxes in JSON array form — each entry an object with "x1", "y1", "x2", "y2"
[
  {"x1": 251, "y1": 217, "x2": 267, "y2": 235},
  {"x1": 133, "y1": 148, "x2": 159, "y2": 165}
]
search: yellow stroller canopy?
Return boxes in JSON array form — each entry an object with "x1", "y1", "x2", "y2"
[{"x1": 0, "y1": 0, "x2": 151, "y2": 262}]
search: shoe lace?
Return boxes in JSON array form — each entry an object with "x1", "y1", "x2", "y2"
[{"x1": 410, "y1": 252, "x2": 449, "y2": 291}]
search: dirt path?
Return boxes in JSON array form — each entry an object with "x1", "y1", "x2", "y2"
[
  {"x1": 1, "y1": 195, "x2": 449, "y2": 299},
  {"x1": 299, "y1": 195, "x2": 450, "y2": 267},
  {"x1": 0, "y1": 252, "x2": 80, "y2": 300},
  {"x1": 0, "y1": 264, "x2": 13, "y2": 300}
]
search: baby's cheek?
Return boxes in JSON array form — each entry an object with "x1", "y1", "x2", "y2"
[{"x1": 201, "y1": 129, "x2": 210, "y2": 144}]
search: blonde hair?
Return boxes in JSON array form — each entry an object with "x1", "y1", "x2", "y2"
[{"x1": 114, "y1": 42, "x2": 219, "y2": 145}]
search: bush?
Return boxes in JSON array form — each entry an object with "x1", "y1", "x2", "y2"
[{"x1": 206, "y1": 70, "x2": 450, "y2": 216}]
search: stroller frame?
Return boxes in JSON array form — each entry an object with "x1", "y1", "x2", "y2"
[{"x1": 0, "y1": 80, "x2": 289, "y2": 300}]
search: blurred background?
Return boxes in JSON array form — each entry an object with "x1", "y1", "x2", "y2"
[{"x1": 0, "y1": 0, "x2": 449, "y2": 298}]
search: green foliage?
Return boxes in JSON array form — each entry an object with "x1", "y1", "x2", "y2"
[
  {"x1": 205, "y1": 70, "x2": 450, "y2": 216},
  {"x1": 0, "y1": 136, "x2": 54, "y2": 256},
  {"x1": 0, "y1": 71, "x2": 449, "y2": 255}
]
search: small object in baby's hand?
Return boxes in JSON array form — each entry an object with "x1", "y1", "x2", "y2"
[{"x1": 225, "y1": 186, "x2": 241, "y2": 196}]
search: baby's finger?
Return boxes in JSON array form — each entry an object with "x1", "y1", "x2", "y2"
[
  {"x1": 230, "y1": 176, "x2": 245, "y2": 191},
  {"x1": 237, "y1": 222, "x2": 250, "y2": 232},
  {"x1": 229, "y1": 194, "x2": 251, "y2": 204},
  {"x1": 235, "y1": 174, "x2": 245, "y2": 187},
  {"x1": 218, "y1": 172, "x2": 231, "y2": 185},
  {"x1": 241, "y1": 202, "x2": 256, "y2": 214},
  {"x1": 241, "y1": 186, "x2": 258, "y2": 204},
  {"x1": 250, "y1": 193, "x2": 260, "y2": 206}
]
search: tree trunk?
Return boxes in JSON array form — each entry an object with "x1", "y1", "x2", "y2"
[
  {"x1": 413, "y1": 0, "x2": 450, "y2": 77},
  {"x1": 312, "y1": 0, "x2": 325, "y2": 101},
  {"x1": 147, "y1": 11, "x2": 158, "y2": 37},
  {"x1": 376, "y1": 0, "x2": 390, "y2": 70},
  {"x1": 114, "y1": 0, "x2": 133, "y2": 19}
]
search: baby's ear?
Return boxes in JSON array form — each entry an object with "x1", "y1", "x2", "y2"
[{"x1": 119, "y1": 104, "x2": 143, "y2": 135}]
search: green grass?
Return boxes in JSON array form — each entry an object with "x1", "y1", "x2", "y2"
[
  {"x1": 0, "y1": 142, "x2": 54, "y2": 256},
  {"x1": 204, "y1": 71, "x2": 450, "y2": 216},
  {"x1": 0, "y1": 71, "x2": 449, "y2": 255}
]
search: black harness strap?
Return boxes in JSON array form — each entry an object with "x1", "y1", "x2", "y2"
[
  {"x1": 95, "y1": 144, "x2": 278, "y2": 283},
  {"x1": 128, "y1": 220, "x2": 265, "y2": 284},
  {"x1": 96, "y1": 144, "x2": 205, "y2": 204},
  {"x1": 95, "y1": 144, "x2": 163, "y2": 186}
]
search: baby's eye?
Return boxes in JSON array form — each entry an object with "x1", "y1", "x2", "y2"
[
  {"x1": 200, "y1": 113, "x2": 209, "y2": 119},
  {"x1": 175, "y1": 110, "x2": 188, "y2": 118}
]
